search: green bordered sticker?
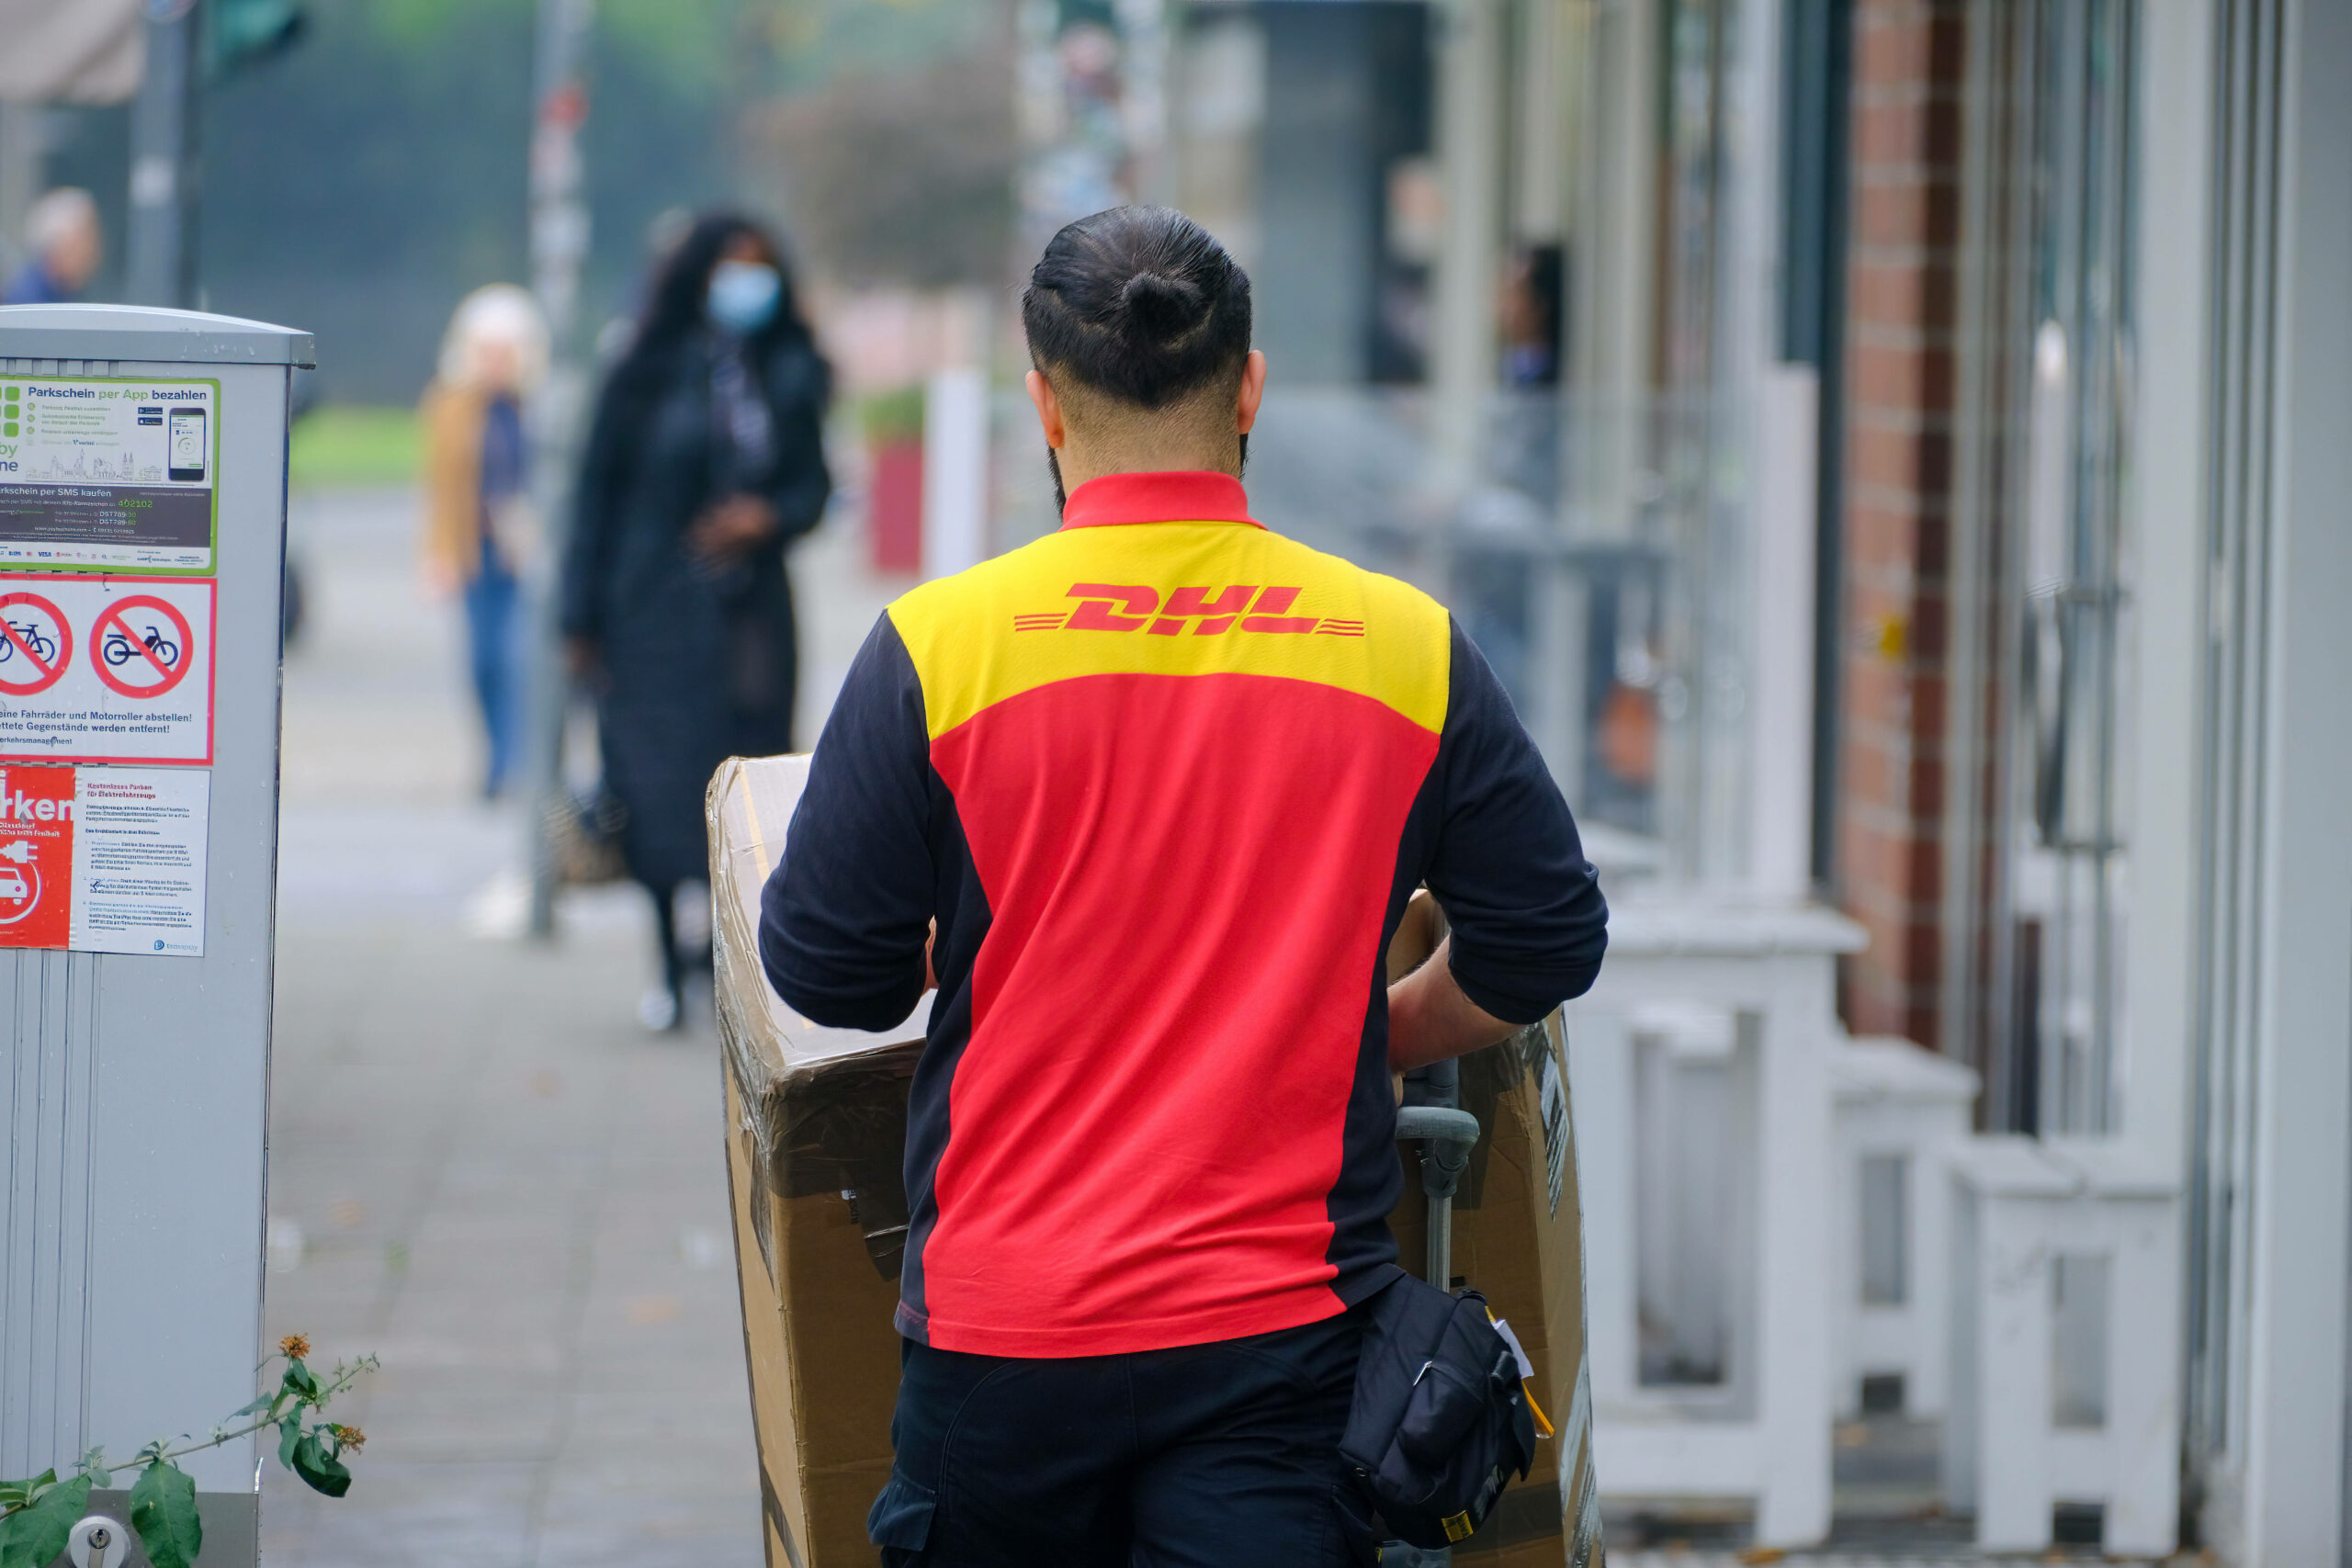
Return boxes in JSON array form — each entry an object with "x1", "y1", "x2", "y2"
[{"x1": 0, "y1": 376, "x2": 220, "y2": 576}]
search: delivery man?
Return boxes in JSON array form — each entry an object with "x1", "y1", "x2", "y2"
[{"x1": 760, "y1": 206, "x2": 1608, "y2": 1568}]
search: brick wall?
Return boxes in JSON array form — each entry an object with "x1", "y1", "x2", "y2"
[{"x1": 1835, "y1": 0, "x2": 1967, "y2": 1045}]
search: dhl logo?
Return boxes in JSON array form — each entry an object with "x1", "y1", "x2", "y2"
[{"x1": 1015, "y1": 584, "x2": 1365, "y2": 638}]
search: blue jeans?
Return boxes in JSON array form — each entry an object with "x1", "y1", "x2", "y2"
[
  {"x1": 869, "y1": 1312, "x2": 1366, "y2": 1567},
  {"x1": 462, "y1": 561, "x2": 522, "y2": 794}
]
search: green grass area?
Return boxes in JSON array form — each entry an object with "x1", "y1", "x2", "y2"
[{"x1": 289, "y1": 404, "x2": 422, "y2": 489}]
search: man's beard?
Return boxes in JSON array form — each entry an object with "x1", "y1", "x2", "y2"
[{"x1": 1046, "y1": 435, "x2": 1249, "y2": 519}]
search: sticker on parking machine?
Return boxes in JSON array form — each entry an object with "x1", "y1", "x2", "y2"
[
  {"x1": 0, "y1": 764, "x2": 209, "y2": 956},
  {"x1": 0, "y1": 573, "x2": 214, "y2": 764},
  {"x1": 0, "y1": 376, "x2": 219, "y2": 574}
]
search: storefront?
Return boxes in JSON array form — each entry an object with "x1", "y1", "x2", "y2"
[{"x1": 1100, "y1": 1, "x2": 2352, "y2": 1553}]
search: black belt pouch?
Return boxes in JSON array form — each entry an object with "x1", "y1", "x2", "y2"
[{"x1": 1336, "y1": 1272, "x2": 1539, "y2": 1551}]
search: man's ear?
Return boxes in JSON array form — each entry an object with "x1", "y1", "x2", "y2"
[
  {"x1": 1235, "y1": 350, "x2": 1268, "y2": 435},
  {"x1": 1025, "y1": 369, "x2": 1068, "y2": 450}
]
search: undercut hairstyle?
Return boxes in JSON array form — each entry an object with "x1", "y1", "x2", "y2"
[{"x1": 1022, "y1": 207, "x2": 1252, "y2": 411}]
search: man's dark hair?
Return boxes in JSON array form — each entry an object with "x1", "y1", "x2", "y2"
[{"x1": 1022, "y1": 207, "x2": 1252, "y2": 410}]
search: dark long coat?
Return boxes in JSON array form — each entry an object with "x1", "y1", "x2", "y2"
[{"x1": 560, "y1": 331, "x2": 831, "y2": 889}]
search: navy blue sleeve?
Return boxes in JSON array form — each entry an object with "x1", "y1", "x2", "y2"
[
  {"x1": 1425, "y1": 618, "x2": 1609, "y2": 1022},
  {"x1": 759, "y1": 612, "x2": 934, "y2": 1030}
]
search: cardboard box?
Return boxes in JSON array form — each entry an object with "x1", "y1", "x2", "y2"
[
  {"x1": 1384, "y1": 903, "x2": 1604, "y2": 1568},
  {"x1": 709, "y1": 754, "x2": 1604, "y2": 1568}
]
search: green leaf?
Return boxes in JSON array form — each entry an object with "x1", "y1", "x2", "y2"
[
  {"x1": 0, "y1": 1472, "x2": 89, "y2": 1568},
  {"x1": 76, "y1": 1447, "x2": 111, "y2": 1488},
  {"x1": 289, "y1": 1431, "x2": 352, "y2": 1498},
  {"x1": 278, "y1": 1415, "x2": 303, "y2": 1472},
  {"x1": 281, "y1": 1359, "x2": 322, "y2": 1402},
  {"x1": 231, "y1": 1393, "x2": 276, "y2": 1419},
  {"x1": 0, "y1": 1470, "x2": 47, "y2": 1510},
  {"x1": 129, "y1": 1459, "x2": 203, "y2": 1568}
]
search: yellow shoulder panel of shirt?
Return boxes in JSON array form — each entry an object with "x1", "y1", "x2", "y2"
[{"x1": 887, "y1": 523, "x2": 1452, "y2": 741}]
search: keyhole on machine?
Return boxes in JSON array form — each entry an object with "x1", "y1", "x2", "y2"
[{"x1": 69, "y1": 1516, "x2": 129, "y2": 1568}]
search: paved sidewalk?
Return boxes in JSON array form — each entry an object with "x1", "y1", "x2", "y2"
[{"x1": 259, "y1": 487, "x2": 896, "y2": 1567}]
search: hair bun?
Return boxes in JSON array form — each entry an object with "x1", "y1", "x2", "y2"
[{"x1": 1119, "y1": 270, "x2": 1206, "y2": 341}]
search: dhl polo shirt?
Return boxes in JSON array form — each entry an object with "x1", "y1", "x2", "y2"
[{"x1": 760, "y1": 469, "x2": 1607, "y2": 1359}]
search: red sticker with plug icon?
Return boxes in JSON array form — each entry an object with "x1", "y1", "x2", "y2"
[{"x1": 0, "y1": 763, "x2": 74, "y2": 950}]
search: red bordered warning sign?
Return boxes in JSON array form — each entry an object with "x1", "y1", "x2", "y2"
[
  {"x1": 0, "y1": 592, "x2": 72, "y2": 697},
  {"x1": 0, "y1": 574, "x2": 214, "y2": 766},
  {"x1": 90, "y1": 594, "x2": 195, "y2": 699}
]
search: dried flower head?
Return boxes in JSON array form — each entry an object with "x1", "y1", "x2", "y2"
[
  {"x1": 279, "y1": 1334, "x2": 311, "y2": 1360},
  {"x1": 332, "y1": 1426, "x2": 367, "y2": 1452}
]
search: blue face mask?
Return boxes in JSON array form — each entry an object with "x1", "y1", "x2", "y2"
[{"x1": 707, "y1": 260, "x2": 782, "y2": 336}]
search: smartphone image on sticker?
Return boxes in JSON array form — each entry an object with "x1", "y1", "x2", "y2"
[{"x1": 168, "y1": 405, "x2": 207, "y2": 482}]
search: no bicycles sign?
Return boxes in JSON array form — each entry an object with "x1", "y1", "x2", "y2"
[
  {"x1": 0, "y1": 574, "x2": 214, "y2": 764},
  {"x1": 0, "y1": 590, "x2": 71, "y2": 696}
]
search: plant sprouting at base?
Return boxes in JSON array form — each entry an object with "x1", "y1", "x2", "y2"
[{"x1": 0, "y1": 1336, "x2": 377, "y2": 1568}]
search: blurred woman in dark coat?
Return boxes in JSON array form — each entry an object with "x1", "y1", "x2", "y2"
[{"x1": 561, "y1": 212, "x2": 831, "y2": 1031}]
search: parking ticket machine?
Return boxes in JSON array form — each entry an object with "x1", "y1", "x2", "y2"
[{"x1": 0, "y1": 305, "x2": 309, "y2": 1564}]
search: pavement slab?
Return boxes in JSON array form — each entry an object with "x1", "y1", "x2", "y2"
[{"x1": 257, "y1": 484, "x2": 895, "y2": 1566}]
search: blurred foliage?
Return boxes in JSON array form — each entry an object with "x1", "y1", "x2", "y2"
[
  {"x1": 855, "y1": 385, "x2": 925, "y2": 446},
  {"x1": 200, "y1": 0, "x2": 542, "y2": 400},
  {"x1": 749, "y1": 0, "x2": 993, "y2": 92},
  {"x1": 289, "y1": 407, "x2": 424, "y2": 490},
  {"x1": 754, "y1": 38, "x2": 1017, "y2": 290},
  {"x1": 361, "y1": 0, "x2": 986, "y2": 96},
  {"x1": 179, "y1": 0, "x2": 1009, "y2": 400}
]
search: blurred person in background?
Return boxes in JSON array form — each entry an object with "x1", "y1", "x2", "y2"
[
  {"x1": 3, "y1": 187, "x2": 101, "y2": 305},
  {"x1": 1500, "y1": 243, "x2": 1564, "y2": 389},
  {"x1": 1451, "y1": 243, "x2": 1571, "y2": 718},
  {"x1": 420, "y1": 284, "x2": 548, "y2": 800},
  {"x1": 561, "y1": 211, "x2": 832, "y2": 1032}
]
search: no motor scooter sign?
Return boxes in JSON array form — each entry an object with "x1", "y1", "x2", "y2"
[{"x1": 0, "y1": 573, "x2": 214, "y2": 764}]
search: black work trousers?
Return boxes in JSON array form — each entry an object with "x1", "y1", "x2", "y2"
[{"x1": 868, "y1": 1311, "x2": 1365, "y2": 1567}]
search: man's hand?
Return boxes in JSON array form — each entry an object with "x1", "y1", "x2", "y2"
[{"x1": 1387, "y1": 936, "x2": 1519, "y2": 1071}]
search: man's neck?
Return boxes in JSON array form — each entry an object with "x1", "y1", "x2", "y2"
[{"x1": 1053, "y1": 451, "x2": 1241, "y2": 491}]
